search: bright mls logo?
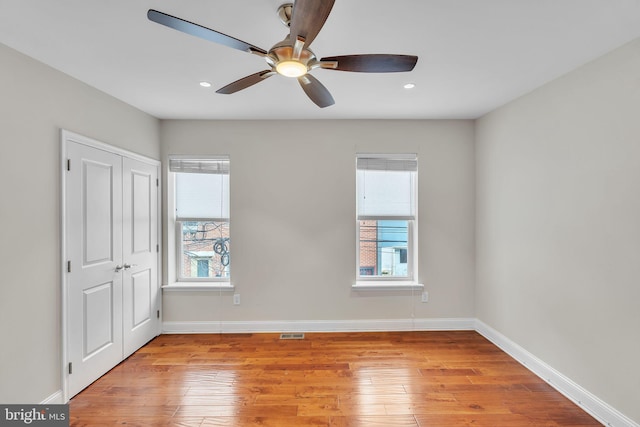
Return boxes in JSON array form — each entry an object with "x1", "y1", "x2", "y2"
[{"x1": 1, "y1": 405, "x2": 68, "y2": 426}]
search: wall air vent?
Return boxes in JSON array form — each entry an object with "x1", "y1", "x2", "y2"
[{"x1": 280, "y1": 333, "x2": 305, "y2": 340}]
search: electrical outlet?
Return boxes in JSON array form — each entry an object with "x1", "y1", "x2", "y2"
[
  {"x1": 421, "y1": 291, "x2": 429, "y2": 303},
  {"x1": 233, "y1": 294, "x2": 240, "y2": 305}
]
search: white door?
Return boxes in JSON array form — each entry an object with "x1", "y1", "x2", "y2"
[
  {"x1": 66, "y1": 141, "x2": 124, "y2": 398},
  {"x1": 65, "y1": 136, "x2": 160, "y2": 398},
  {"x1": 122, "y1": 157, "x2": 159, "y2": 357}
]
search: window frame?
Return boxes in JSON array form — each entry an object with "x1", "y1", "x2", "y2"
[
  {"x1": 165, "y1": 155, "x2": 233, "y2": 290},
  {"x1": 355, "y1": 154, "x2": 419, "y2": 287}
]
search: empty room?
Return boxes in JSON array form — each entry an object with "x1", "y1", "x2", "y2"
[{"x1": 1, "y1": 1, "x2": 639, "y2": 426}]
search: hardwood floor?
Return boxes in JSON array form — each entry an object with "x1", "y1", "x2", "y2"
[{"x1": 69, "y1": 331, "x2": 601, "y2": 426}]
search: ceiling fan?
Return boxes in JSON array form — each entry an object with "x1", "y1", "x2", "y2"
[{"x1": 147, "y1": 1, "x2": 418, "y2": 108}]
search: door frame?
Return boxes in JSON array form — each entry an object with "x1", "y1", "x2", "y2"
[{"x1": 60, "y1": 129, "x2": 162, "y2": 402}]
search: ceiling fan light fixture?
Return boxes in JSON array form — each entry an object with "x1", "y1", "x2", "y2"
[
  {"x1": 199, "y1": 81, "x2": 212, "y2": 88},
  {"x1": 276, "y1": 60, "x2": 308, "y2": 77},
  {"x1": 403, "y1": 83, "x2": 416, "y2": 89}
]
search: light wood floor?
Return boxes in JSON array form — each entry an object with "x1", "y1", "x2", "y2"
[{"x1": 69, "y1": 331, "x2": 601, "y2": 426}]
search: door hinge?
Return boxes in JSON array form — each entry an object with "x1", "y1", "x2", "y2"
[
  {"x1": 66, "y1": 159, "x2": 71, "y2": 171},
  {"x1": 157, "y1": 310, "x2": 160, "y2": 319},
  {"x1": 156, "y1": 178, "x2": 159, "y2": 187},
  {"x1": 156, "y1": 244, "x2": 159, "y2": 253},
  {"x1": 67, "y1": 260, "x2": 71, "y2": 273},
  {"x1": 68, "y1": 362, "x2": 73, "y2": 375}
]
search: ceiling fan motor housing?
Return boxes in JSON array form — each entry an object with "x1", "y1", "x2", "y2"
[
  {"x1": 265, "y1": 38, "x2": 317, "y2": 76},
  {"x1": 277, "y1": 3, "x2": 293, "y2": 27}
]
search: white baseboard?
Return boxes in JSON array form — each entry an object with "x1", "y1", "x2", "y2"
[
  {"x1": 162, "y1": 317, "x2": 476, "y2": 334},
  {"x1": 40, "y1": 390, "x2": 64, "y2": 404},
  {"x1": 475, "y1": 320, "x2": 639, "y2": 427}
]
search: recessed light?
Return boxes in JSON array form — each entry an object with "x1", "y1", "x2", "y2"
[
  {"x1": 403, "y1": 83, "x2": 416, "y2": 89},
  {"x1": 199, "y1": 81, "x2": 212, "y2": 88}
]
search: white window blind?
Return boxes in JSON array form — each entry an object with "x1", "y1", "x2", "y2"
[
  {"x1": 357, "y1": 155, "x2": 417, "y2": 219},
  {"x1": 169, "y1": 158, "x2": 230, "y2": 174},
  {"x1": 171, "y1": 157, "x2": 229, "y2": 221}
]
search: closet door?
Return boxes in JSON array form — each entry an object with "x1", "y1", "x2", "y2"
[
  {"x1": 122, "y1": 157, "x2": 159, "y2": 357},
  {"x1": 64, "y1": 133, "x2": 160, "y2": 399},
  {"x1": 66, "y1": 141, "x2": 124, "y2": 398}
]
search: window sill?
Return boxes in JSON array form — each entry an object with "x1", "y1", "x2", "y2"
[
  {"x1": 162, "y1": 282, "x2": 234, "y2": 292},
  {"x1": 352, "y1": 282, "x2": 424, "y2": 291}
]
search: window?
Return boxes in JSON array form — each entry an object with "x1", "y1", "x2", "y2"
[
  {"x1": 356, "y1": 154, "x2": 417, "y2": 282},
  {"x1": 170, "y1": 157, "x2": 230, "y2": 282}
]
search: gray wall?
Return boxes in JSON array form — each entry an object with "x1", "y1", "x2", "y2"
[
  {"x1": 160, "y1": 119, "x2": 476, "y2": 323},
  {"x1": 476, "y1": 38, "x2": 640, "y2": 423},
  {"x1": 0, "y1": 43, "x2": 160, "y2": 403}
]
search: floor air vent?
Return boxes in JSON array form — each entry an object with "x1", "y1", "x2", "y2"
[{"x1": 280, "y1": 333, "x2": 305, "y2": 340}]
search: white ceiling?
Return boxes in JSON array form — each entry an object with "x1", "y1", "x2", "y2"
[{"x1": 1, "y1": 0, "x2": 640, "y2": 120}]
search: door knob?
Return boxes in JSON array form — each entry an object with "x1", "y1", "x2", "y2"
[
  {"x1": 123, "y1": 263, "x2": 137, "y2": 269},
  {"x1": 115, "y1": 265, "x2": 124, "y2": 272}
]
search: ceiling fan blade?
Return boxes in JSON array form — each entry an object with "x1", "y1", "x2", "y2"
[
  {"x1": 147, "y1": 9, "x2": 267, "y2": 56},
  {"x1": 320, "y1": 54, "x2": 418, "y2": 72},
  {"x1": 289, "y1": 0, "x2": 335, "y2": 47},
  {"x1": 298, "y1": 74, "x2": 335, "y2": 108},
  {"x1": 215, "y1": 70, "x2": 274, "y2": 95}
]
